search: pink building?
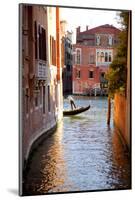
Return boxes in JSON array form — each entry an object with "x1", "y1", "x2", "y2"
[
  {"x1": 73, "y1": 24, "x2": 120, "y2": 95},
  {"x1": 20, "y1": 5, "x2": 63, "y2": 172}
]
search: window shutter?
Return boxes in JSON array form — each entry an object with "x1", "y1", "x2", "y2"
[{"x1": 34, "y1": 21, "x2": 37, "y2": 59}]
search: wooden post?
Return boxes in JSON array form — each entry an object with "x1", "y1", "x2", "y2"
[{"x1": 107, "y1": 97, "x2": 111, "y2": 125}]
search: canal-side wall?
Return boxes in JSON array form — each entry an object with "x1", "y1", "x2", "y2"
[
  {"x1": 114, "y1": 13, "x2": 131, "y2": 151},
  {"x1": 21, "y1": 5, "x2": 63, "y2": 174},
  {"x1": 114, "y1": 93, "x2": 130, "y2": 149}
]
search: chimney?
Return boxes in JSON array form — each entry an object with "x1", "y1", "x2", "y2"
[{"x1": 86, "y1": 25, "x2": 89, "y2": 31}]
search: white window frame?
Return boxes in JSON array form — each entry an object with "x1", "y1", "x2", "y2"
[
  {"x1": 75, "y1": 48, "x2": 81, "y2": 65},
  {"x1": 108, "y1": 35, "x2": 113, "y2": 45},
  {"x1": 96, "y1": 49, "x2": 113, "y2": 66},
  {"x1": 76, "y1": 69, "x2": 81, "y2": 79},
  {"x1": 96, "y1": 35, "x2": 100, "y2": 46}
]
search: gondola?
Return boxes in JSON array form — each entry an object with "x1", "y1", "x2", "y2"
[{"x1": 63, "y1": 105, "x2": 90, "y2": 116}]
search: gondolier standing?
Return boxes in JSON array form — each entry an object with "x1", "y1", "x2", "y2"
[{"x1": 68, "y1": 96, "x2": 76, "y2": 110}]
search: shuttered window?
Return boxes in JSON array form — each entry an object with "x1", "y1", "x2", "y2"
[{"x1": 35, "y1": 23, "x2": 47, "y2": 61}]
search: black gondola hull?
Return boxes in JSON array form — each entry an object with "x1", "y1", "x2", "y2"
[{"x1": 63, "y1": 105, "x2": 90, "y2": 116}]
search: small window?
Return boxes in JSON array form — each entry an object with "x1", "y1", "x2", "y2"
[
  {"x1": 76, "y1": 70, "x2": 81, "y2": 78},
  {"x1": 97, "y1": 52, "x2": 100, "y2": 62},
  {"x1": 96, "y1": 35, "x2": 100, "y2": 45},
  {"x1": 38, "y1": 25, "x2": 47, "y2": 61},
  {"x1": 89, "y1": 71, "x2": 94, "y2": 78},
  {"x1": 109, "y1": 35, "x2": 112, "y2": 45},
  {"x1": 90, "y1": 55, "x2": 94, "y2": 64},
  {"x1": 76, "y1": 49, "x2": 81, "y2": 64}
]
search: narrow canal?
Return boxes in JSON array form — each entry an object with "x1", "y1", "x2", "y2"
[{"x1": 23, "y1": 97, "x2": 131, "y2": 195}]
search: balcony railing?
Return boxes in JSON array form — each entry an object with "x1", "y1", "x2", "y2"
[{"x1": 36, "y1": 61, "x2": 48, "y2": 80}]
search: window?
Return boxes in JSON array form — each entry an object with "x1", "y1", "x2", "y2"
[
  {"x1": 108, "y1": 35, "x2": 113, "y2": 45},
  {"x1": 96, "y1": 35, "x2": 100, "y2": 45},
  {"x1": 38, "y1": 25, "x2": 42, "y2": 60},
  {"x1": 101, "y1": 52, "x2": 104, "y2": 62},
  {"x1": 97, "y1": 52, "x2": 100, "y2": 62},
  {"x1": 89, "y1": 55, "x2": 94, "y2": 64},
  {"x1": 38, "y1": 24, "x2": 47, "y2": 61},
  {"x1": 42, "y1": 28, "x2": 47, "y2": 61},
  {"x1": 109, "y1": 53, "x2": 112, "y2": 62},
  {"x1": 89, "y1": 71, "x2": 94, "y2": 78},
  {"x1": 105, "y1": 52, "x2": 108, "y2": 62},
  {"x1": 76, "y1": 70, "x2": 81, "y2": 78},
  {"x1": 76, "y1": 49, "x2": 81, "y2": 64},
  {"x1": 48, "y1": 85, "x2": 50, "y2": 112},
  {"x1": 34, "y1": 21, "x2": 38, "y2": 59},
  {"x1": 43, "y1": 86, "x2": 45, "y2": 113}
]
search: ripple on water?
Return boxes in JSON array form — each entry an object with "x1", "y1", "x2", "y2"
[{"x1": 23, "y1": 97, "x2": 131, "y2": 195}]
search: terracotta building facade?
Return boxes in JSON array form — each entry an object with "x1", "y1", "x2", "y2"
[
  {"x1": 20, "y1": 5, "x2": 63, "y2": 171},
  {"x1": 73, "y1": 24, "x2": 120, "y2": 95}
]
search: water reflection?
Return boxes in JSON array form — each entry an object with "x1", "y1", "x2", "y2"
[{"x1": 23, "y1": 97, "x2": 131, "y2": 195}]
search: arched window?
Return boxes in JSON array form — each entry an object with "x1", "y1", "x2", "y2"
[
  {"x1": 97, "y1": 52, "x2": 100, "y2": 62},
  {"x1": 109, "y1": 52, "x2": 112, "y2": 62},
  {"x1": 105, "y1": 52, "x2": 108, "y2": 62},
  {"x1": 108, "y1": 35, "x2": 112, "y2": 45},
  {"x1": 76, "y1": 49, "x2": 81, "y2": 64},
  {"x1": 101, "y1": 52, "x2": 104, "y2": 62}
]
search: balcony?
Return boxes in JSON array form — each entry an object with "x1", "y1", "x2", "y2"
[
  {"x1": 96, "y1": 61, "x2": 111, "y2": 67},
  {"x1": 36, "y1": 61, "x2": 48, "y2": 80}
]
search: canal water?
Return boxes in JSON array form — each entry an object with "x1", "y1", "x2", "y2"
[{"x1": 23, "y1": 97, "x2": 131, "y2": 195}]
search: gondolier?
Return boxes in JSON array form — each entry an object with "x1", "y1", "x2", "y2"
[{"x1": 68, "y1": 96, "x2": 76, "y2": 110}]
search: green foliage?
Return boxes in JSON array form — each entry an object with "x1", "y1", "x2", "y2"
[{"x1": 106, "y1": 11, "x2": 129, "y2": 97}]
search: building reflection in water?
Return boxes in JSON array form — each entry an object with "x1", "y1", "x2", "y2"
[
  {"x1": 23, "y1": 97, "x2": 131, "y2": 195},
  {"x1": 23, "y1": 120, "x2": 73, "y2": 195},
  {"x1": 111, "y1": 129, "x2": 131, "y2": 189}
]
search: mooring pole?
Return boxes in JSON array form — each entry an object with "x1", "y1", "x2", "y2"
[{"x1": 107, "y1": 97, "x2": 111, "y2": 125}]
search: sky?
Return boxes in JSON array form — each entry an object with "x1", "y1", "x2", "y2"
[{"x1": 60, "y1": 7, "x2": 122, "y2": 43}]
